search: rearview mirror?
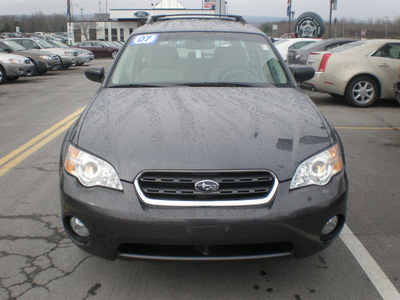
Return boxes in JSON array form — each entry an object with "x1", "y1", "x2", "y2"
[
  {"x1": 289, "y1": 65, "x2": 315, "y2": 82},
  {"x1": 85, "y1": 66, "x2": 105, "y2": 83}
]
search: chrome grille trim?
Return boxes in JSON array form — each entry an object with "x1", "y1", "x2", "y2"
[{"x1": 134, "y1": 170, "x2": 279, "y2": 207}]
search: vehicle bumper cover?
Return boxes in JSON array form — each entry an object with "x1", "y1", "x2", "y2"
[
  {"x1": 305, "y1": 72, "x2": 347, "y2": 95},
  {"x1": 4, "y1": 63, "x2": 35, "y2": 77},
  {"x1": 60, "y1": 171, "x2": 348, "y2": 260}
]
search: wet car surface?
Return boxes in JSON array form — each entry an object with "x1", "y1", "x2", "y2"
[{"x1": 59, "y1": 15, "x2": 348, "y2": 260}]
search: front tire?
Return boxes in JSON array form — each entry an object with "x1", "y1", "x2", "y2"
[
  {"x1": 0, "y1": 66, "x2": 5, "y2": 84},
  {"x1": 111, "y1": 50, "x2": 118, "y2": 59},
  {"x1": 345, "y1": 76, "x2": 378, "y2": 107}
]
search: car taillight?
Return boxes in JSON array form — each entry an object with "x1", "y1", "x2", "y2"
[{"x1": 318, "y1": 53, "x2": 332, "y2": 72}]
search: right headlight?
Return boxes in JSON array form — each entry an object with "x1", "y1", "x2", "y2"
[
  {"x1": 39, "y1": 55, "x2": 53, "y2": 60},
  {"x1": 290, "y1": 144, "x2": 344, "y2": 189},
  {"x1": 64, "y1": 144, "x2": 123, "y2": 191}
]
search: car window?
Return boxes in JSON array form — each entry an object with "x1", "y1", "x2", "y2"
[
  {"x1": 110, "y1": 32, "x2": 289, "y2": 87},
  {"x1": 1, "y1": 40, "x2": 26, "y2": 51},
  {"x1": 372, "y1": 43, "x2": 400, "y2": 59},
  {"x1": 331, "y1": 41, "x2": 365, "y2": 53},
  {"x1": 81, "y1": 42, "x2": 90, "y2": 47},
  {"x1": 290, "y1": 41, "x2": 316, "y2": 49},
  {"x1": 18, "y1": 40, "x2": 36, "y2": 49},
  {"x1": 34, "y1": 39, "x2": 54, "y2": 49}
]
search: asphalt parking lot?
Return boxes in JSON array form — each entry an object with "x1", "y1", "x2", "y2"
[{"x1": 0, "y1": 59, "x2": 399, "y2": 300}]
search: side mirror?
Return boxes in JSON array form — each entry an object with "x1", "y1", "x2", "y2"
[
  {"x1": 85, "y1": 66, "x2": 105, "y2": 83},
  {"x1": 289, "y1": 65, "x2": 315, "y2": 82},
  {"x1": 3, "y1": 48, "x2": 12, "y2": 53},
  {"x1": 34, "y1": 45, "x2": 41, "y2": 50}
]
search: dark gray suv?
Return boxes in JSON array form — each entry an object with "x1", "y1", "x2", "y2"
[{"x1": 59, "y1": 15, "x2": 348, "y2": 261}]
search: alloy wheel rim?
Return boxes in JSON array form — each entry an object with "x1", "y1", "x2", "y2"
[{"x1": 352, "y1": 81, "x2": 375, "y2": 104}]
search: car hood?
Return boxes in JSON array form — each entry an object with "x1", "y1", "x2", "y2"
[
  {"x1": 76, "y1": 87, "x2": 331, "y2": 182},
  {"x1": 0, "y1": 52, "x2": 29, "y2": 61},
  {"x1": 16, "y1": 49, "x2": 53, "y2": 57}
]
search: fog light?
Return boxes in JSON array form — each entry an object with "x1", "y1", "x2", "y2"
[
  {"x1": 70, "y1": 217, "x2": 90, "y2": 237},
  {"x1": 321, "y1": 216, "x2": 338, "y2": 235}
]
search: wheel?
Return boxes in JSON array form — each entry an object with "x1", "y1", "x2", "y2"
[
  {"x1": 111, "y1": 50, "x2": 118, "y2": 59},
  {"x1": 295, "y1": 12, "x2": 325, "y2": 38},
  {"x1": 219, "y1": 67, "x2": 258, "y2": 82},
  {"x1": 0, "y1": 66, "x2": 6, "y2": 84},
  {"x1": 7, "y1": 76, "x2": 19, "y2": 82},
  {"x1": 345, "y1": 76, "x2": 378, "y2": 107},
  {"x1": 31, "y1": 60, "x2": 47, "y2": 75}
]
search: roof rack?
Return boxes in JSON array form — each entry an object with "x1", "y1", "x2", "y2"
[{"x1": 147, "y1": 14, "x2": 246, "y2": 25}]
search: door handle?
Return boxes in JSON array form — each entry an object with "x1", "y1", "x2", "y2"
[{"x1": 378, "y1": 63, "x2": 390, "y2": 67}]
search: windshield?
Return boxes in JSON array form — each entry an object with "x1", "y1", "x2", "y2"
[
  {"x1": 109, "y1": 32, "x2": 289, "y2": 87},
  {"x1": 52, "y1": 41, "x2": 68, "y2": 48},
  {"x1": 35, "y1": 39, "x2": 55, "y2": 49},
  {"x1": 1, "y1": 40, "x2": 26, "y2": 51}
]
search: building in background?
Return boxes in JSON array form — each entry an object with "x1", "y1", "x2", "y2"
[{"x1": 67, "y1": 0, "x2": 227, "y2": 44}]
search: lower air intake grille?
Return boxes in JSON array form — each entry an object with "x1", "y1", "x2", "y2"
[{"x1": 135, "y1": 170, "x2": 278, "y2": 207}]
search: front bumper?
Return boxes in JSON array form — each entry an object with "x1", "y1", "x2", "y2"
[
  {"x1": 4, "y1": 62, "x2": 35, "y2": 77},
  {"x1": 58, "y1": 56, "x2": 76, "y2": 67},
  {"x1": 60, "y1": 170, "x2": 348, "y2": 261}
]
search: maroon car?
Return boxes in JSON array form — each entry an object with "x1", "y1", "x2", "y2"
[{"x1": 74, "y1": 41, "x2": 120, "y2": 58}]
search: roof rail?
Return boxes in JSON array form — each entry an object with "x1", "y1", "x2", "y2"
[{"x1": 147, "y1": 14, "x2": 246, "y2": 25}]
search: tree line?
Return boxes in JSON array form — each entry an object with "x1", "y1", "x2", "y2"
[{"x1": 0, "y1": 13, "x2": 67, "y2": 33}]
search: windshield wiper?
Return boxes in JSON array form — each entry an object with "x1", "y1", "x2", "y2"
[
  {"x1": 177, "y1": 82, "x2": 267, "y2": 87},
  {"x1": 108, "y1": 83, "x2": 168, "y2": 88}
]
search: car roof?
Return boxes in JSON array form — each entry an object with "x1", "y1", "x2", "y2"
[{"x1": 132, "y1": 16, "x2": 264, "y2": 35}]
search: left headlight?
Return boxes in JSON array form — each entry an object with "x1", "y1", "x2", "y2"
[
  {"x1": 290, "y1": 143, "x2": 344, "y2": 189},
  {"x1": 9, "y1": 59, "x2": 24, "y2": 64},
  {"x1": 64, "y1": 51, "x2": 73, "y2": 56},
  {"x1": 64, "y1": 144, "x2": 123, "y2": 191}
]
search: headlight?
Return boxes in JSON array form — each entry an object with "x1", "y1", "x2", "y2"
[
  {"x1": 9, "y1": 59, "x2": 24, "y2": 64},
  {"x1": 39, "y1": 55, "x2": 53, "y2": 60},
  {"x1": 290, "y1": 144, "x2": 344, "y2": 189},
  {"x1": 64, "y1": 51, "x2": 73, "y2": 56},
  {"x1": 64, "y1": 144, "x2": 123, "y2": 191}
]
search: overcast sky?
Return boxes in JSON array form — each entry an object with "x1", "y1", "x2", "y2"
[{"x1": 1, "y1": 0, "x2": 399, "y2": 21}]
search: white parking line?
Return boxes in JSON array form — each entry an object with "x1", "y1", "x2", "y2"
[{"x1": 340, "y1": 225, "x2": 400, "y2": 300}]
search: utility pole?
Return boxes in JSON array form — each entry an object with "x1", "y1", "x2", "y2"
[
  {"x1": 385, "y1": 17, "x2": 389, "y2": 38},
  {"x1": 287, "y1": 0, "x2": 292, "y2": 34},
  {"x1": 329, "y1": 0, "x2": 338, "y2": 38}
]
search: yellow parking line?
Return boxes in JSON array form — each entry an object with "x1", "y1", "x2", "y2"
[
  {"x1": 336, "y1": 127, "x2": 400, "y2": 130},
  {"x1": 0, "y1": 107, "x2": 85, "y2": 179}
]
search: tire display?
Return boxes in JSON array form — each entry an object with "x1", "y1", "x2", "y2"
[{"x1": 295, "y1": 12, "x2": 325, "y2": 38}]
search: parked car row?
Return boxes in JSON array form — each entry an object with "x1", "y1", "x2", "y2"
[{"x1": 0, "y1": 38, "x2": 96, "y2": 84}]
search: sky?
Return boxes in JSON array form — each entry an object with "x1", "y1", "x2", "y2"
[{"x1": 1, "y1": 0, "x2": 399, "y2": 21}]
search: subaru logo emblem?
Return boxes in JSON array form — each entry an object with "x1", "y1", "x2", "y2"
[{"x1": 195, "y1": 180, "x2": 219, "y2": 192}]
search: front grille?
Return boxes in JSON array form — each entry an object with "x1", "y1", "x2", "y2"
[
  {"x1": 118, "y1": 242, "x2": 293, "y2": 260},
  {"x1": 73, "y1": 51, "x2": 78, "y2": 56},
  {"x1": 135, "y1": 170, "x2": 278, "y2": 207}
]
